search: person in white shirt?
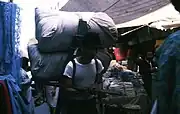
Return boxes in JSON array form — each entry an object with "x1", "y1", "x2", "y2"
[
  {"x1": 61, "y1": 32, "x2": 104, "y2": 114},
  {"x1": 64, "y1": 55, "x2": 104, "y2": 88}
]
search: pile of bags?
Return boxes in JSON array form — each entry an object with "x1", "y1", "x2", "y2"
[
  {"x1": 28, "y1": 8, "x2": 118, "y2": 81},
  {"x1": 102, "y1": 63, "x2": 150, "y2": 114},
  {"x1": 103, "y1": 63, "x2": 146, "y2": 97}
]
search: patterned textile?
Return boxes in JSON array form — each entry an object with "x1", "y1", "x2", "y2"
[
  {"x1": 0, "y1": 1, "x2": 21, "y2": 85},
  {"x1": 155, "y1": 30, "x2": 180, "y2": 114},
  {"x1": 0, "y1": 2, "x2": 32, "y2": 114}
]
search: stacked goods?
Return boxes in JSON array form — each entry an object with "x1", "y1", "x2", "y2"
[
  {"x1": 28, "y1": 43, "x2": 69, "y2": 81},
  {"x1": 102, "y1": 64, "x2": 150, "y2": 114},
  {"x1": 108, "y1": 81, "x2": 136, "y2": 97},
  {"x1": 103, "y1": 76, "x2": 137, "y2": 97},
  {"x1": 35, "y1": 8, "x2": 118, "y2": 52},
  {"x1": 28, "y1": 8, "x2": 117, "y2": 81},
  {"x1": 103, "y1": 64, "x2": 146, "y2": 95}
]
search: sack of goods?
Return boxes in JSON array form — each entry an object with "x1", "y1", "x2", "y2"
[
  {"x1": 28, "y1": 8, "x2": 117, "y2": 81},
  {"x1": 35, "y1": 8, "x2": 118, "y2": 52},
  {"x1": 28, "y1": 39, "x2": 71, "y2": 81},
  {"x1": 28, "y1": 39, "x2": 112, "y2": 81}
]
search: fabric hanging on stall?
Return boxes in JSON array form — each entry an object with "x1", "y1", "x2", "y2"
[
  {"x1": 113, "y1": 48, "x2": 121, "y2": 61},
  {"x1": 0, "y1": 80, "x2": 12, "y2": 114},
  {"x1": 0, "y1": 1, "x2": 21, "y2": 85},
  {"x1": 113, "y1": 47, "x2": 127, "y2": 61},
  {"x1": 0, "y1": 75, "x2": 29, "y2": 114},
  {"x1": 0, "y1": 2, "x2": 32, "y2": 114}
]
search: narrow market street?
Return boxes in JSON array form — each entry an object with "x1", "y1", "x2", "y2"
[
  {"x1": 35, "y1": 103, "x2": 50, "y2": 114},
  {"x1": 1, "y1": 0, "x2": 180, "y2": 114}
]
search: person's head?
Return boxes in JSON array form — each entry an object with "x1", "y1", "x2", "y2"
[
  {"x1": 21, "y1": 57, "x2": 29, "y2": 71},
  {"x1": 77, "y1": 47, "x2": 97, "y2": 61},
  {"x1": 77, "y1": 32, "x2": 101, "y2": 61},
  {"x1": 171, "y1": 0, "x2": 180, "y2": 12}
]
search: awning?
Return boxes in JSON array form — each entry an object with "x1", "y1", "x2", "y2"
[{"x1": 116, "y1": 4, "x2": 180, "y2": 30}]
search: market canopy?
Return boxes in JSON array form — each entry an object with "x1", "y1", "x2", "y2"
[{"x1": 116, "y1": 4, "x2": 180, "y2": 30}]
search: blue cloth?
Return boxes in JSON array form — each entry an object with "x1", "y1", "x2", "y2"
[
  {"x1": 0, "y1": 1, "x2": 21, "y2": 85},
  {"x1": 155, "y1": 30, "x2": 180, "y2": 114},
  {"x1": 0, "y1": 75, "x2": 30, "y2": 114},
  {"x1": 0, "y1": 2, "x2": 30, "y2": 114}
]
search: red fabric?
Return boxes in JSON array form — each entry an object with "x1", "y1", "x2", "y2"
[
  {"x1": 0, "y1": 80, "x2": 12, "y2": 114},
  {"x1": 113, "y1": 48, "x2": 126, "y2": 61}
]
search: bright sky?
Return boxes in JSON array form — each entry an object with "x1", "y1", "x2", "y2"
[{"x1": 11, "y1": 0, "x2": 69, "y2": 57}]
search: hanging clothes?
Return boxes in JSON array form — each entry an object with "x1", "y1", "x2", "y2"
[
  {"x1": 0, "y1": 80, "x2": 12, "y2": 114},
  {"x1": 113, "y1": 47, "x2": 127, "y2": 61},
  {"x1": 0, "y1": 2, "x2": 32, "y2": 114},
  {"x1": 113, "y1": 48, "x2": 121, "y2": 61},
  {"x1": 0, "y1": 1, "x2": 21, "y2": 85},
  {"x1": 0, "y1": 75, "x2": 30, "y2": 114}
]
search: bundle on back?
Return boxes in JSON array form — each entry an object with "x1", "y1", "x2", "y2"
[
  {"x1": 28, "y1": 43, "x2": 69, "y2": 81},
  {"x1": 28, "y1": 8, "x2": 117, "y2": 81},
  {"x1": 35, "y1": 8, "x2": 118, "y2": 52}
]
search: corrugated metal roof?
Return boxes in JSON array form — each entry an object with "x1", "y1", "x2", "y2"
[{"x1": 61, "y1": 0, "x2": 170, "y2": 24}]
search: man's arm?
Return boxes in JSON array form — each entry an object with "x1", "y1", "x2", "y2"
[{"x1": 60, "y1": 62, "x2": 77, "y2": 92}]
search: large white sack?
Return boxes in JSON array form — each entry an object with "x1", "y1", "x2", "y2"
[{"x1": 35, "y1": 8, "x2": 117, "y2": 52}]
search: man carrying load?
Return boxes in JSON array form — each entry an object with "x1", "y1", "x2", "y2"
[{"x1": 60, "y1": 32, "x2": 104, "y2": 114}]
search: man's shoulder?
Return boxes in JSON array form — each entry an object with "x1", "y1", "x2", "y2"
[
  {"x1": 168, "y1": 30, "x2": 180, "y2": 41},
  {"x1": 160, "y1": 30, "x2": 180, "y2": 49}
]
